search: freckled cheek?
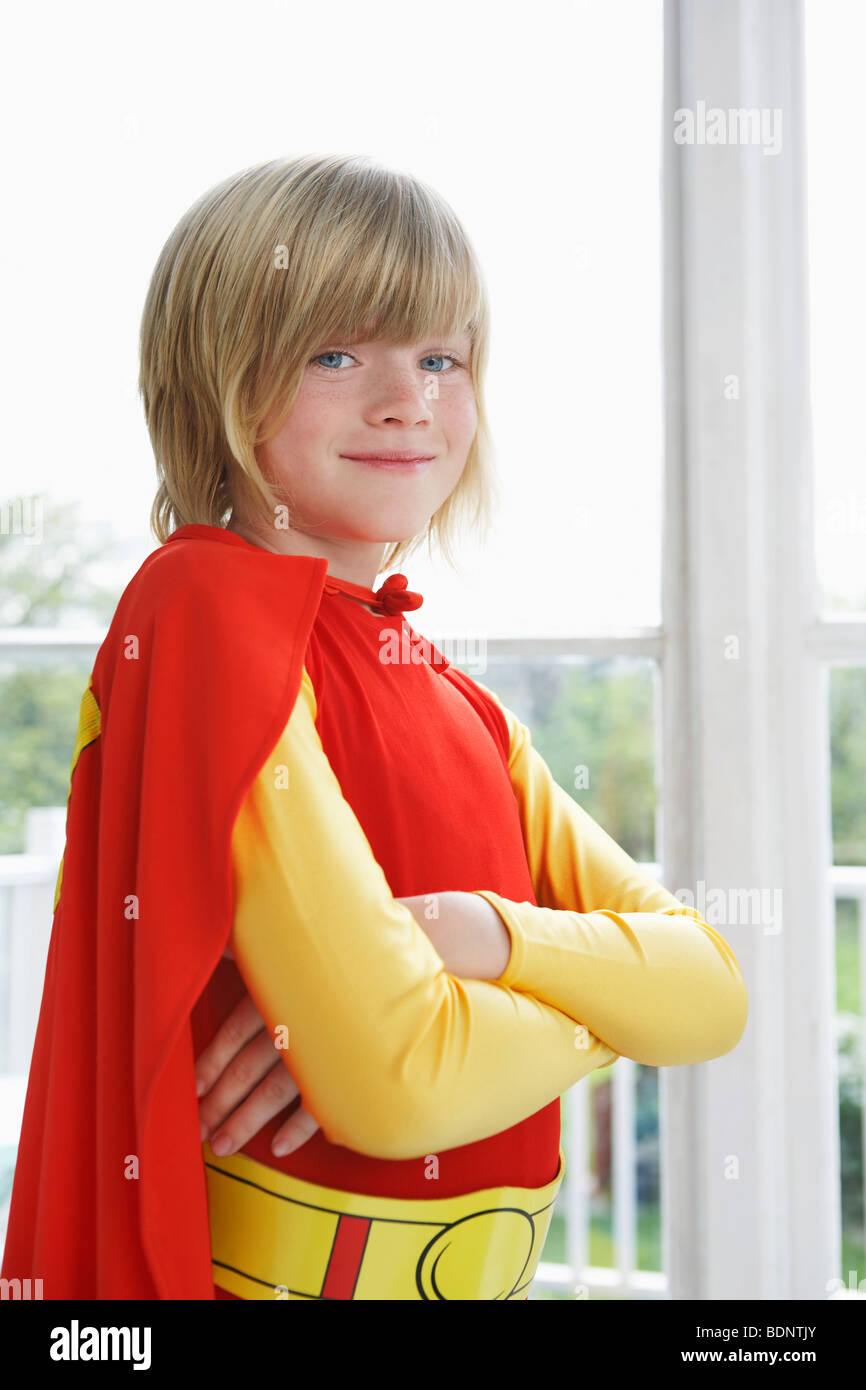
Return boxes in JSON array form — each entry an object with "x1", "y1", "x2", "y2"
[
  {"x1": 256, "y1": 428, "x2": 316, "y2": 491},
  {"x1": 264, "y1": 407, "x2": 337, "y2": 469},
  {"x1": 438, "y1": 393, "x2": 478, "y2": 446}
]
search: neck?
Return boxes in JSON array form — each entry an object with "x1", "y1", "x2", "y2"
[{"x1": 226, "y1": 516, "x2": 389, "y2": 590}]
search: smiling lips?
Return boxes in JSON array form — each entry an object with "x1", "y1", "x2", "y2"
[{"x1": 341, "y1": 451, "x2": 436, "y2": 469}]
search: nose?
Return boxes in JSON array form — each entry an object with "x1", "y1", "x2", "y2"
[{"x1": 369, "y1": 368, "x2": 436, "y2": 426}]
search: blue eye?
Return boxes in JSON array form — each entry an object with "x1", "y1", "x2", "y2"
[
  {"x1": 420, "y1": 354, "x2": 463, "y2": 372},
  {"x1": 309, "y1": 347, "x2": 466, "y2": 372},
  {"x1": 312, "y1": 350, "x2": 355, "y2": 370}
]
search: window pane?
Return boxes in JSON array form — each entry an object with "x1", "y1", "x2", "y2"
[
  {"x1": 415, "y1": 0, "x2": 664, "y2": 637},
  {"x1": 4, "y1": 2, "x2": 663, "y2": 635},
  {"x1": 462, "y1": 653, "x2": 661, "y2": 1295},
  {"x1": 0, "y1": 658, "x2": 95, "y2": 1254},
  {"x1": 0, "y1": 661, "x2": 93, "y2": 855},
  {"x1": 805, "y1": 3, "x2": 866, "y2": 616},
  {"x1": 473, "y1": 654, "x2": 659, "y2": 859},
  {"x1": 829, "y1": 664, "x2": 866, "y2": 1281}
]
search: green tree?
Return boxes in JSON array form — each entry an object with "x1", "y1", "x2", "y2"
[{"x1": 0, "y1": 497, "x2": 127, "y2": 852}]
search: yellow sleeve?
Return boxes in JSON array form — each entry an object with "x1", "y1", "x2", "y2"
[
  {"x1": 467, "y1": 684, "x2": 749, "y2": 1068},
  {"x1": 228, "y1": 668, "x2": 617, "y2": 1162}
]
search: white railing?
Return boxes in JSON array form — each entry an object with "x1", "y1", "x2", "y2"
[{"x1": 1, "y1": 818, "x2": 863, "y2": 1298}]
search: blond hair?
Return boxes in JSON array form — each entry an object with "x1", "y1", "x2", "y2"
[{"x1": 139, "y1": 153, "x2": 498, "y2": 572}]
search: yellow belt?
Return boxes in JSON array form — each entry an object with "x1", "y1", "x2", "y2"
[{"x1": 203, "y1": 1140, "x2": 565, "y2": 1300}]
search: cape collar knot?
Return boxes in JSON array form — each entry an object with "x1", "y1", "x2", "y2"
[{"x1": 323, "y1": 571, "x2": 424, "y2": 616}]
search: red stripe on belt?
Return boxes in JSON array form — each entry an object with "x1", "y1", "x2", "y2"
[{"x1": 320, "y1": 1215, "x2": 372, "y2": 1299}]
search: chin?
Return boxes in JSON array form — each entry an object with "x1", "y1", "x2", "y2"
[{"x1": 345, "y1": 510, "x2": 432, "y2": 544}]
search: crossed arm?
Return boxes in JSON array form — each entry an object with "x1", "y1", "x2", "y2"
[
  {"x1": 197, "y1": 670, "x2": 747, "y2": 1161},
  {"x1": 470, "y1": 680, "x2": 748, "y2": 1068}
]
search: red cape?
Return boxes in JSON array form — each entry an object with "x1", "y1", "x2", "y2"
[{"x1": 1, "y1": 525, "x2": 329, "y2": 1299}]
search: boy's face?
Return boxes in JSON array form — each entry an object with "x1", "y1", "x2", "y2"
[{"x1": 252, "y1": 332, "x2": 478, "y2": 546}]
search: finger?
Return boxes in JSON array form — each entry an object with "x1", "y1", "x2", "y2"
[
  {"x1": 195, "y1": 993, "x2": 266, "y2": 1097},
  {"x1": 271, "y1": 1104, "x2": 321, "y2": 1157},
  {"x1": 199, "y1": 1029, "x2": 285, "y2": 1137},
  {"x1": 207, "y1": 1058, "x2": 303, "y2": 1156}
]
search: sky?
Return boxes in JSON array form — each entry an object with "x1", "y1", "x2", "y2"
[{"x1": 1, "y1": 0, "x2": 861, "y2": 643}]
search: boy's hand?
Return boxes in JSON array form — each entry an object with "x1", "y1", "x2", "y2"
[
  {"x1": 195, "y1": 990, "x2": 319, "y2": 1158},
  {"x1": 195, "y1": 893, "x2": 510, "y2": 1157}
]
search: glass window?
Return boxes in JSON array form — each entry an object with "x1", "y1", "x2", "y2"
[
  {"x1": 805, "y1": 2, "x2": 866, "y2": 617},
  {"x1": 462, "y1": 653, "x2": 661, "y2": 1296},
  {"x1": 829, "y1": 664, "x2": 866, "y2": 1281}
]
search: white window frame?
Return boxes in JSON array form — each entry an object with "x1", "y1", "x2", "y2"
[{"x1": 659, "y1": 0, "x2": 851, "y2": 1300}]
